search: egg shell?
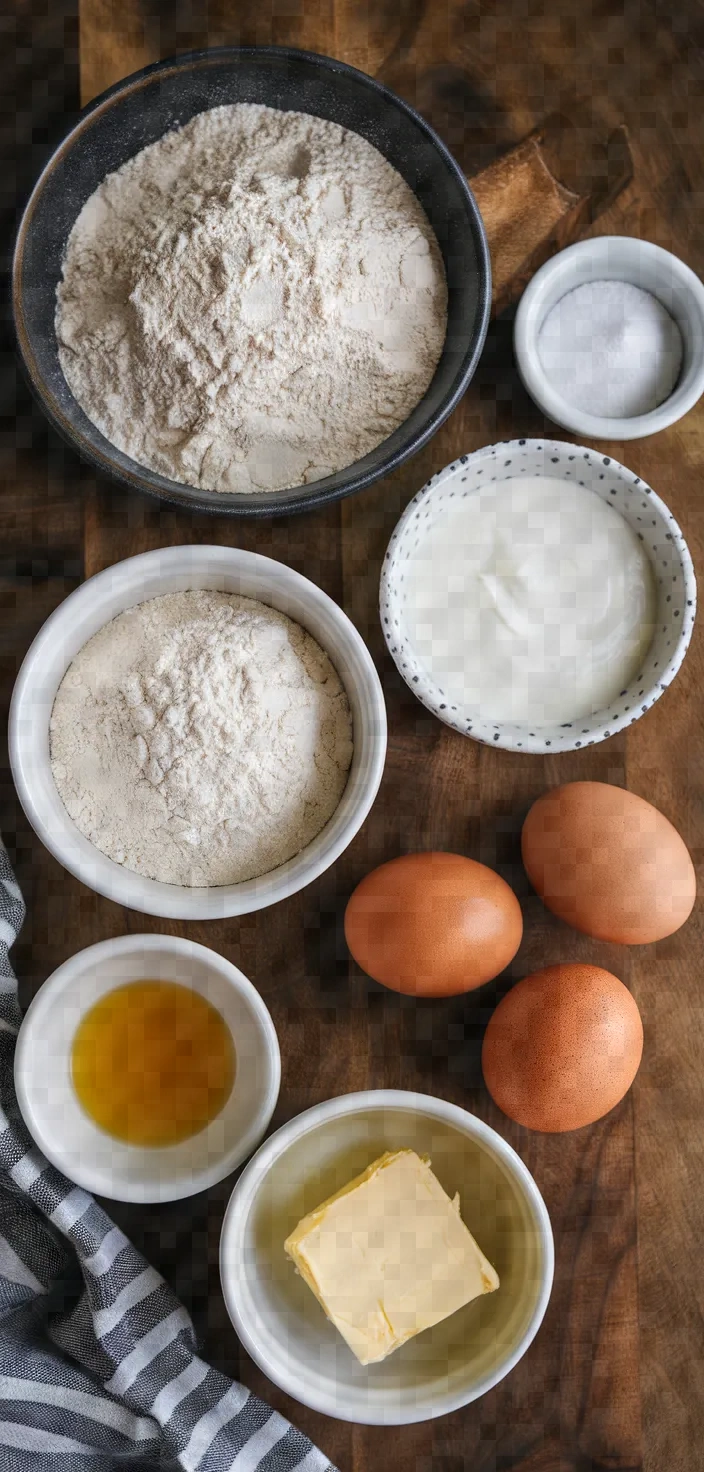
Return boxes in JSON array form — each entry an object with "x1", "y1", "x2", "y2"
[
  {"x1": 482, "y1": 962, "x2": 643, "y2": 1132},
  {"x1": 344, "y1": 851, "x2": 523, "y2": 997},
  {"x1": 521, "y1": 781, "x2": 696, "y2": 945}
]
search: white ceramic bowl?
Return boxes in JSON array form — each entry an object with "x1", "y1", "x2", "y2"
[
  {"x1": 9, "y1": 545, "x2": 387, "y2": 919},
  {"x1": 380, "y1": 438, "x2": 696, "y2": 754},
  {"x1": 219, "y1": 1090, "x2": 553, "y2": 1425},
  {"x1": 14, "y1": 933, "x2": 281, "y2": 1203},
  {"x1": 514, "y1": 236, "x2": 704, "y2": 440}
]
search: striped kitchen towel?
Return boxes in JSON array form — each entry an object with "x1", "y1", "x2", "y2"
[{"x1": 0, "y1": 844, "x2": 336, "y2": 1472}]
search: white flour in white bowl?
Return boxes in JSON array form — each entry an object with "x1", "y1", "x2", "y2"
[
  {"x1": 49, "y1": 591, "x2": 354, "y2": 886},
  {"x1": 56, "y1": 103, "x2": 447, "y2": 494}
]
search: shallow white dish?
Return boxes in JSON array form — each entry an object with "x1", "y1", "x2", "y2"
[
  {"x1": 14, "y1": 933, "x2": 280, "y2": 1204},
  {"x1": 514, "y1": 236, "x2": 704, "y2": 440},
  {"x1": 219, "y1": 1090, "x2": 553, "y2": 1425},
  {"x1": 380, "y1": 438, "x2": 696, "y2": 754},
  {"x1": 9, "y1": 544, "x2": 387, "y2": 919}
]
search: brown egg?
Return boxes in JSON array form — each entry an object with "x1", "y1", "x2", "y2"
[
  {"x1": 482, "y1": 963, "x2": 643, "y2": 1132},
  {"x1": 344, "y1": 852, "x2": 523, "y2": 997},
  {"x1": 522, "y1": 781, "x2": 696, "y2": 945}
]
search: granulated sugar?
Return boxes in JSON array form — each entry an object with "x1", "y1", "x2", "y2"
[
  {"x1": 56, "y1": 103, "x2": 447, "y2": 494},
  {"x1": 537, "y1": 279, "x2": 683, "y2": 419}
]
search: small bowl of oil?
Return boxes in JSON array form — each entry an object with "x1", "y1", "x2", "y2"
[{"x1": 14, "y1": 934, "x2": 281, "y2": 1203}]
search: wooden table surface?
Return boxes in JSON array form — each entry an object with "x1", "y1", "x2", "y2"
[{"x1": 3, "y1": 2, "x2": 704, "y2": 1469}]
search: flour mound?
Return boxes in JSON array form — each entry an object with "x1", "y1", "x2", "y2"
[
  {"x1": 50, "y1": 591, "x2": 354, "y2": 887},
  {"x1": 56, "y1": 103, "x2": 447, "y2": 494}
]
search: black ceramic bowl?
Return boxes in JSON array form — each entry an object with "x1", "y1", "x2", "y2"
[{"x1": 13, "y1": 46, "x2": 491, "y2": 517}]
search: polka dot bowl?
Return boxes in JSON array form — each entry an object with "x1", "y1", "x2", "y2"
[{"x1": 379, "y1": 439, "x2": 696, "y2": 754}]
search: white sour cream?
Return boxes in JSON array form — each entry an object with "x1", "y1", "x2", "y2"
[{"x1": 403, "y1": 475, "x2": 657, "y2": 725}]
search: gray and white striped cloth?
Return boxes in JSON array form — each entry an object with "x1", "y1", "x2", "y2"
[{"x1": 0, "y1": 844, "x2": 336, "y2": 1472}]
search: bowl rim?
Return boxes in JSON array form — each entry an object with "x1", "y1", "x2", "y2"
[
  {"x1": 513, "y1": 235, "x2": 704, "y2": 440},
  {"x1": 219, "y1": 1088, "x2": 555, "y2": 1425},
  {"x1": 12, "y1": 42, "x2": 491, "y2": 519},
  {"x1": 14, "y1": 932, "x2": 282, "y2": 1203},
  {"x1": 379, "y1": 437, "x2": 697, "y2": 753},
  {"x1": 9, "y1": 543, "x2": 388, "y2": 918}
]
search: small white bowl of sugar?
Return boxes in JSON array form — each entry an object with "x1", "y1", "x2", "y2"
[{"x1": 514, "y1": 236, "x2": 704, "y2": 440}]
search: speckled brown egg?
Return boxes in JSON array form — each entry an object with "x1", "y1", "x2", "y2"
[
  {"x1": 344, "y1": 851, "x2": 523, "y2": 997},
  {"x1": 481, "y1": 962, "x2": 643, "y2": 1132},
  {"x1": 521, "y1": 781, "x2": 696, "y2": 944}
]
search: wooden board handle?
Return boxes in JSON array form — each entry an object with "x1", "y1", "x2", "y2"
[{"x1": 469, "y1": 115, "x2": 634, "y2": 316}]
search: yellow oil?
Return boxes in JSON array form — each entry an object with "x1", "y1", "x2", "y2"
[{"x1": 71, "y1": 980, "x2": 236, "y2": 1148}]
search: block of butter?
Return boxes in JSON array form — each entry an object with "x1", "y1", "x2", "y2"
[{"x1": 284, "y1": 1148, "x2": 499, "y2": 1365}]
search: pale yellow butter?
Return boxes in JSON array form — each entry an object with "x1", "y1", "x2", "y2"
[{"x1": 284, "y1": 1148, "x2": 499, "y2": 1365}]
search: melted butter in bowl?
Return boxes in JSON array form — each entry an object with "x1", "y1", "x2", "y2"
[
  {"x1": 71, "y1": 979, "x2": 236, "y2": 1148},
  {"x1": 14, "y1": 934, "x2": 280, "y2": 1203}
]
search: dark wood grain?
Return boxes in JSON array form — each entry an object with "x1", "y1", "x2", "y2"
[
  {"x1": 0, "y1": 0, "x2": 86, "y2": 992},
  {"x1": 6, "y1": 1, "x2": 697, "y2": 1468},
  {"x1": 471, "y1": 118, "x2": 633, "y2": 316}
]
